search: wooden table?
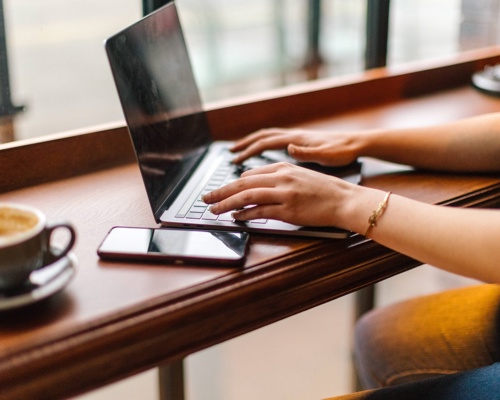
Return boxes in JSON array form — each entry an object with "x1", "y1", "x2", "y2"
[{"x1": 1, "y1": 48, "x2": 500, "y2": 400}]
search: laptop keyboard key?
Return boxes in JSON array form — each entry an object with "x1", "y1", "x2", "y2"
[
  {"x1": 217, "y1": 212, "x2": 234, "y2": 222},
  {"x1": 186, "y1": 211, "x2": 204, "y2": 219},
  {"x1": 201, "y1": 210, "x2": 218, "y2": 220}
]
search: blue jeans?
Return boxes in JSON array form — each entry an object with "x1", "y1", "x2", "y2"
[
  {"x1": 327, "y1": 284, "x2": 500, "y2": 399},
  {"x1": 327, "y1": 363, "x2": 500, "y2": 400}
]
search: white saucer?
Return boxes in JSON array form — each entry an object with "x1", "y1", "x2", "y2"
[{"x1": 0, "y1": 252, "x2": 77, "y2": 311}]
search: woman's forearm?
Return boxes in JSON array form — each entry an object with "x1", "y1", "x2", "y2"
[
  {"x1": 359, "y1": 113, "x2": 500, "y2": 172},
  {"x1": 344, "y1": 187, "x2": 500, "y2": 283}
]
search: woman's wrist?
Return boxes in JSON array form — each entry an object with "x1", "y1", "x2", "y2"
[
  {"x1": 338, "y1": 185, "x2": 390, "y2": 235},
  {"x1": 356, "y1": 129, "x2": 386, "y2": 159}
]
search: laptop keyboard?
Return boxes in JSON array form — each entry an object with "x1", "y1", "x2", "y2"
[{"x1": 175, "y1": 153, "x2": 269, "y2": 224}]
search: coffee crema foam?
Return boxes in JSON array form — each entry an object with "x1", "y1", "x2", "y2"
[{"x1": 0, "y1": 207, "x2": 39, "y2": 236}]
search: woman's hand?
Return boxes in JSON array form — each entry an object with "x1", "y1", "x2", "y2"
[
  {"x1": 231, "y1": 128, "x2": 364, "y2": 167},
  {"x1": 202, "y1": 162, "x2": 357, "y2": 228},
  {"x1": 204, "y1": 159, "x2": 500, "y2": 284}
]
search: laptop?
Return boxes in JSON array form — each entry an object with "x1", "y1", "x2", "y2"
[{"x1": 104, "y1": 1, "x2": 361, "y2": 239}]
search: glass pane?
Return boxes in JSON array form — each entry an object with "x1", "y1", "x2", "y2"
[
  {"x1": 321, "y1": 1, "x2": 366, "y2": 77},
  {"x1": 4, "y1": 0, "x2": 141, "y2": 141},
  {"x1": 178, "y1": 0, "x2": 308, "y2": 102},
  {"x1": 389, "y1": 0, "x2": 462, "y2": 65},
  {"x1": 178, "y1": 0, "x2": 366, "y2": 102}
]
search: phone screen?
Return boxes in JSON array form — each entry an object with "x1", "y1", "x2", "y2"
[{"x1": 98, "y1": 227, "x2": 249, "y2": 265}]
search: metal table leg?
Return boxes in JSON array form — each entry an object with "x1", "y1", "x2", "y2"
[{"x1": 159, "y1": 359, "x2": 185, "y2": 400}]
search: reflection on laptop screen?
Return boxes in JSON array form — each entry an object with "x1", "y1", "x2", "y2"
[{"x1": 105, "y1": 2, "x2": 212, "y2": 214}]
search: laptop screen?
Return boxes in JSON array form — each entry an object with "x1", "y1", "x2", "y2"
[{"x1": 105, "y1": 2, "x2": 212, "y2": 217}]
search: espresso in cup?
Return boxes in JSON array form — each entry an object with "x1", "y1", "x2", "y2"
[{"x1": 0, "y1": 203, "x2": 76, "y2": 292}]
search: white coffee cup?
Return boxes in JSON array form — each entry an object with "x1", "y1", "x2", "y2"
[{"x1": 0, "y1": 202, "x2": 76, "y2": 292}]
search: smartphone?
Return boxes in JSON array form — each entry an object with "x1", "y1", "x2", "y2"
[{"x1": 97, "y1": 227, "x2": 250, "y2": 266}]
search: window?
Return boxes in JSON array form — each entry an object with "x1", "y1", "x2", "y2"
[
  {"x1": 2, "y1": 0, "x2": 140, "y2": 141},
  {"x1": 0, "y1": 0, "x2": 497, "y2": 142}
]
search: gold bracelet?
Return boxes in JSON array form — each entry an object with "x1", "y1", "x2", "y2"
[{"x1": 364, "y1": 191, "x2": 392, "y2": 237}]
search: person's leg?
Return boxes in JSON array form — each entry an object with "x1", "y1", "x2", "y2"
[
  {"x1": 354, "y1": 284, "x2": 500, "y2": 388},
  {"x1": 326, "y1": 362, "x2": 500, "y2": 400}
]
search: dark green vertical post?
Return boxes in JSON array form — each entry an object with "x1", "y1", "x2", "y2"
[{"x1": 365, "y1": 0, "x2": 391, "y2": 69}]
